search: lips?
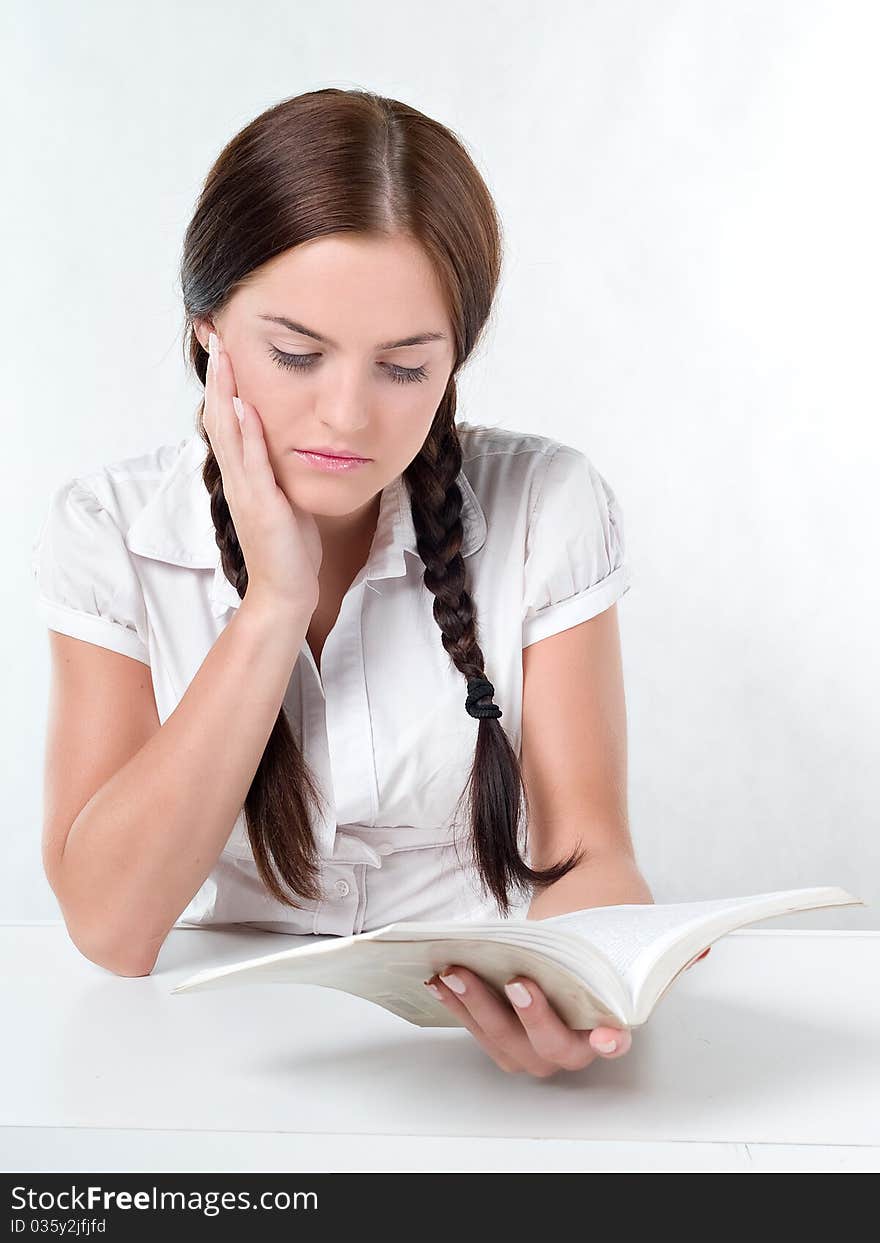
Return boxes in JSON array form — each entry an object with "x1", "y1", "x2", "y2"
[
  {"x1": 297, "y1": 448, "x2": 372, "y2": 461},
  {"x1": 293, "y1": 449, "x2": 372, "y2": 473}
]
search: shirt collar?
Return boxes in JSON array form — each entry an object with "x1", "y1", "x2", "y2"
[{"x1": 123, "y1": 430, "x2": 488, "y2": 617}]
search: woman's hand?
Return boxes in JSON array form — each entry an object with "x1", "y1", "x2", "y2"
[
  {"x1": 423, "y1": 966, "x2": 632, "y2": 1077},
  {"x1": 204, "y1": 330, "x2": 323, "y2": 616},
  {"x1": 423, "y1": 947, "x2": 712, "y2": 1078}
]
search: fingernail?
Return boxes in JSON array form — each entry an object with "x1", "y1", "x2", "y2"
[
  {"x1": 232, "y1": 395, "x2": 244, "y2": 424},
  {"x1": 439, "y1": 971, "x2": 466, "y2": 994},
  {"x1": 423, "y1": 981, "x2": 442, "y2": 999},
  {"x1": 595, "y1": 1038, "x2": 617, "y2": 1053},
  {"x1": 504, "y1": 981, "x2": 532, "y2": 1008}
]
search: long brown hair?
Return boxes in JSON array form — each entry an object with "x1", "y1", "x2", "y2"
[{"x1": 179, "y1": 88, "x2": 584, "y2": 917}]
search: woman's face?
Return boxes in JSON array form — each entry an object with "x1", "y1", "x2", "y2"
[{"x1": 196, "y1": 233, "x2": 456, "y2": 524}]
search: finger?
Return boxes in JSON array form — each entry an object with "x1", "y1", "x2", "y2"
[
  {"x1": 588, "y1": 1024, "x2": 633, "y2": 1058},
  {"x1": 503, "y1": 977, "x2": 606, "y2": 1070},
  {"x1": 209, "y1": 334, "x2": 243, "y2": 470},
  {"x1": 433, "y1": 967, "x2": 558, "y2": 1077},
  {"x1": 211, "y1": 341, "x2": 280, "y2": 496},
  {"x1": 235, "y1": 396, "x2": 279, "y2": 491},
  {"x1": 428, "y1": 980, "x2": 525, "y2": 1073}
]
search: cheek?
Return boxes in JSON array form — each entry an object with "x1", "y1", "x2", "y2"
[
  {"x1": 413, "y1": 375, "x2": 448, "y2": 436},
  {"x1": 401, "y1": 384, "x2": 444, "y2": 433},
  {"x1": 223, "y1": 351, "x2": 287, "y2": 416},
  {"x1": 391, "y1": 418, "x2": 440, "y2": 474}
]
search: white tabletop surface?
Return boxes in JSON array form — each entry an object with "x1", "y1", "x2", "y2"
[{"x1": 1, "y1": 922, "x2": 878, "y2": 1173}]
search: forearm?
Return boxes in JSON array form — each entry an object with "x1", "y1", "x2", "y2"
[
  {"x1": 526, "y1": 851, "x2": 654, "y2": 920},
  {"x1": 57, "y1": 593, "x2": 312, "y2": 974}
]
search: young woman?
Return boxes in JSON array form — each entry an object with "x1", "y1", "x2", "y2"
[{"x1": 33, "y1": 88, "x2": 694, "y2": 1080}]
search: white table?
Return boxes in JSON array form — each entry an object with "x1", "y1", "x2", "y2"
[{"x1": 2, "y1": 923, "x2": 878, "y2": 1172}]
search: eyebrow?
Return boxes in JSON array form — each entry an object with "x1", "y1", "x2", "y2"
[{"x1": 257, "y1": 314, "x2": 447, "y2": 351}]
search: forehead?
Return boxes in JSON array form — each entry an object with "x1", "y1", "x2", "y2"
[{"x1": 243, "y1": 234, "x2": 451, "y2": 333}]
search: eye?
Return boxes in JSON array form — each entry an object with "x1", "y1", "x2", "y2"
[{"x1": 269, "y1": 347, "x2": 427, "y2": 385}]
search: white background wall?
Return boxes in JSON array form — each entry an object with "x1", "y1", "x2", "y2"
[{"x1": 5, "y1": 0, "x2": 878, "y2": 927}]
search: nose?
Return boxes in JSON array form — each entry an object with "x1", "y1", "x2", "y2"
[{"x1": 314, "y1": 368, "x2": 373, "y2": 438}]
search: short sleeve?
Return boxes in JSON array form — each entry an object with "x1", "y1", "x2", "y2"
[
  {"x1": 522, "y1": 446, "x2": 631, "y2": 648},
  {"x1": 31, "y1": 479, "x2": 151, "y2": 666}
]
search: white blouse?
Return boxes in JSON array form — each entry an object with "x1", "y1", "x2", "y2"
[{"x1": 31, "y1": 421, "x2": 631, "y2": 935}]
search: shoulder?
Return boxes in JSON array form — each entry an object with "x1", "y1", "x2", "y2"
[
  {"x1": 458, "y1": 420, "x2": 562, "y2": 471},
  {"x1": 68, "y1": 437, "x2": 190, "y2": 524},
  {"x1": 457, "y1": 420, "x2": 603, "y2": 519},
  {"x1": 55, "y1": 437, "x2": 190, "y2": 534},
  {"x1": 33, "y1": 436, "x2": 194, "y2": 585}
]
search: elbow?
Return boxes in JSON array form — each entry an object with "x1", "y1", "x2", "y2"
[
  {"x1": 52, "y1": 885, "x2": 161, "y2": 977},
  {"x1": 66, "y1": 920, "x2": 160, "y2": 977},
  {"x1": 80, "y1": 939, "x2": 159, "y2": 977},
  {"x1": 103, "y1": 954, "x2": 158, "y2": 978}
]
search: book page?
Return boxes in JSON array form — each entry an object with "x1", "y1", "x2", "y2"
[{"x1": 537, "y1": 893, "x2": 794, "y2": 979}]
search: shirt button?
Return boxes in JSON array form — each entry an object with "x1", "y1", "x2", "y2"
[
  {"x1": 333, "y1": 879, "x2": 350, "y2": 898},
  {"x1": 376, "y1": 843, "x2": 394, "y2": 856}
]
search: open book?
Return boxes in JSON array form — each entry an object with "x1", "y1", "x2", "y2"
[{"x1": 171, "y1": 886, "x2": 864, "y2": 1030}]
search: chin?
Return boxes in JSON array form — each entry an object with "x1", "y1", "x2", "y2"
[{"x1": 282, "y1": 482, "x2": 375, "y2": 512}]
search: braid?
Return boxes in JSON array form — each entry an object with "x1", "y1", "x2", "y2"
[
  {"x1": 405, "y1": 390, "x2": 585, "y2": 916},
  {"x1": 198, "y1": 419, "x2": 330, "y2": 909}
]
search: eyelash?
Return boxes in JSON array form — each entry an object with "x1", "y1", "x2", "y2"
[{"x1": 268, "y1": 347, "x2": 428, "y2": 385}]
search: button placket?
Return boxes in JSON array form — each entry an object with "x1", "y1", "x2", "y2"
[
  {"x1": 354, "y1": 863, "x2": 368, "y2": 934},
  {"x1": 323, "y1": 581, "x2": 380, "y2": 830}
]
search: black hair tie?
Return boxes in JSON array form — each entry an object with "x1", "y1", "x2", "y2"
[{"x1": 465, "y1": 675, "x2": 502, "y2": 720}]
